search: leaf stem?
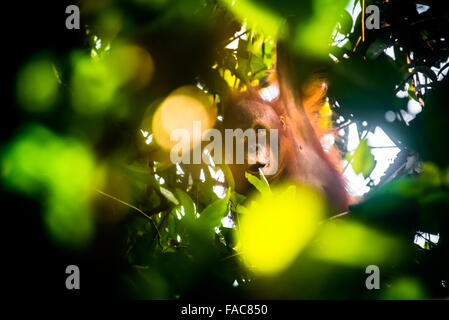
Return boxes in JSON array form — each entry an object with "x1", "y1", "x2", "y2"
[{"x1": 95, "y1": 189, "x2": 162, "y2": 247}]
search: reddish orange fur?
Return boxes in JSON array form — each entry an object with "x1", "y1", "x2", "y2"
[
  {"x1": 223, "y1": 69, "x2": 350, "y2": 213},
  {"x1": 300, "y1": 77, "x2": 343, "y2": 170}
]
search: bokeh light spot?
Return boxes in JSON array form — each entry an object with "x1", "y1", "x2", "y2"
[
  {"x1": 152, "y1": 86, "x2": 217, "y2": 151},
  {"x1": 238, "y1": 184, "x2": 326, "y2": 275},
  {"x1": 16, "y1": 56, "x2": 59, "y2": 112},
  {"x1": 71, "y1": 52, "x2": 120, "y2": 114},
  {"x1": 1, "y1": 125, "x2": 103, "y2": 249},
  {"x1": 312, "y1": 221, "x2": 401, "y2": 266},
  {"x1": 382, "y1": 278, "x2": 427, "y2": 299}
]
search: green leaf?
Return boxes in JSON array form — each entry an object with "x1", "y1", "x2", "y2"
[
  {"x1": 175, "y1": 188, "x2": 196, "y2": 218},
  {"x1": 124, "y1": 161, "x2": 152, "y2": 174},
  {"x1": 408, "y1": 84, "x2": 419, "y2": 102},
  {"x1": 200, "y1": 187, "x2": 231, "y2": 228},
  {"x1": 159, "y1": 186, "x2": 179, "y2": 205},
  {"x1": 124, "y1": 163, "x2": 159, "y2": 189},
  {"x1": 337, "y1": 10, "x2": 353, "y2": 36},
  {"x1": 245, "y1": 170, "x2": 271, "y2": 194},
  {"x1": 236, "y1": 58, "x2": 250, "y2": 80},
  {"x1": 341, "y1": 39, "x2": 353, "y2": 51},
  {"x1": 221, "y1": 227, "x2": 238, "y2": 248},
  {"x1": 230, "y1": 191, "x2": 247, "y2": 214},
  {"x1": 293, "y1": 0, "x2": 350, "y2": 57},
  {"x1": 237, "y1": 39, "x2": 249, "y2": 58},
  {"x1": 351, "y1": 139, "x2": 376, "y2": 178},
  {"x1": 221, "y1": 164, "x2": 235, "y2": 191},
  {"x1": 234, "y1": 203, "x2": 249, "y2": 215},
  {"x1": 366, "y1": 38, "x2": 392, "y2": 60},
  {"x1": 249, "y1": 55, "x2": 267, "y2": 75},
  {"x1": 230, "y1": 191, "x2": 246, "y2": 207}
]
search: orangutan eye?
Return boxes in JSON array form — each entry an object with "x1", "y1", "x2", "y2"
[
  {"x1": 253, "y1": 124, "x2": 267, "y2": 140},
  {"x1": 248, "y1": 142, "x2": 262, "y2": 155}
]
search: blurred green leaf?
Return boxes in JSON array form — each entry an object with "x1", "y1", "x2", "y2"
[
  {"x1": 245, "y1": 170, "x2": 271, "y2": 194},
  {"x1": 221, "y1": 165, "x2": 235, "y2": 191},
  {"x1": 1, "y1": 125, "x2": 98, "y2": 249},
  {"x1": 381, "y1": 278, "x2": 428, "y2": 300},
  {"x1": 294, "y1": 0, "x2": 350, "y2": 57},
  {"x1": 200, "y1": 187, "x2": 231, "y2": 229},
  {"x1": 337, "y1": 10, "x2": 353, "y2": 36},
  {"x1": 160, "y1": 186, "x2": 179, "y2": 205},
  {"x1": 16, "y1": 56, "x2": 59, "y2": 112},
  {"x1": 175, "y1": 188, "x2": 196, "y2": 218},
  {"x1": 220, "y1": 0, "x2": 284, "y2": 39},
  {"x1": 349, "y1": 139, "x2": 375, "y2": 178},
  {"x1": 366, "y1": 38, "x2": 392, "y2": 60}
]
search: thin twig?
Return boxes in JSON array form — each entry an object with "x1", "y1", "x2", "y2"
[
  {"x1": 330, "y1": 211, "x2": 349, "y2": 220},
  {"x1": 338, "y1": 120, "x2": 352, "y2": 130},
  {"x1": 95, "y1": 189, "x2": 162, "y2": 246},
  {"x1": 222, "y1": 252, "x2": 242, "y2": 261},
  {"x1": 227, "y1": 30, "x2": 250, "y2": 46},
  {"x1": 362, "y1": 0, "x2": 365, "y2": 42},
  {"x1": 353, "y1": 36, "x2": 362, "y2": 52}
]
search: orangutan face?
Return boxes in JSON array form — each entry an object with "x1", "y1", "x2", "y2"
[
  {"x1": 222, "y1": 81, "x2": 349, "y2": 214},
  {"x1": 223, "y1": 91, "x2": 288, "y2": 192}
]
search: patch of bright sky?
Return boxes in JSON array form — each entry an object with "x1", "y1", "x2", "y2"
[
  {"x1": 140, "y1": 129, "x2": 154, "y2": 144},
  {"x1": 321, "y1": 134, "x2": 335, "y2": 152},
  {"x1": 154, "y1": 173, "x2": 165, "y2": 185},
  {"x1": 199, "y1": 168, "x2": 206, "y2": 182},
  {"x1": 336, "y1": 1, "x2": 449, "y2": 196},
  {"x1": 407, "y1": 99, "x2": 422, "y2": 115},
  {"x1": 222, "y1": 212, "x2": 236, "y2": 228},
  {"x1": 176, "y1": 163, "x2": 185, "y2": 176},
  {"x1": 213, "y1": 185, "x2": 227, "y2": 199},
  {"x1": 209, "y1": 166, "x2": 227, "y2": 198},
  {"x1": 176, "y1": 206, "x2": 185, "y2": 220},
  {"x1": 332, "y1": 0, "x2": 361, "y2": 48},
  {"x1": 384, "y1": 46, "x2": 396, "y2": 60},
  {"x1": 346, "y1": 122, "x2": 360, "y2": 152},
  {"x1": 347, "y1": 0, "x2": 362, "y2": 24},
  {"x1": 396, "y1": 83, "x2": 409, "y2": 98},
  {"x1": 431, "y1": 56, "x2": 449, "y2": 81},
  {"x1": 414, "y1": 231, "x2": 439, "y2": 249},
  {"x1": 416, "y1": 4, "x2": 430, "y2": 14},
  {"x1": 260, "y1": 85, "x2": 279, "y2": 102},
  {"x1": 226, "y1": 23, "x2": 247, "y2": 50},
  {"x1": 343, "y1": 123, "x2": 401, "y2": 197},
  {"x1": 209, "y1": 166, "x2": 225, "y2": 183},
  {"x1": 367, "y1": 127, "x2": 401, "y2": 185},
  {"x1": 203, "y1": 148, "x2": 216, "y2": 167}
]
